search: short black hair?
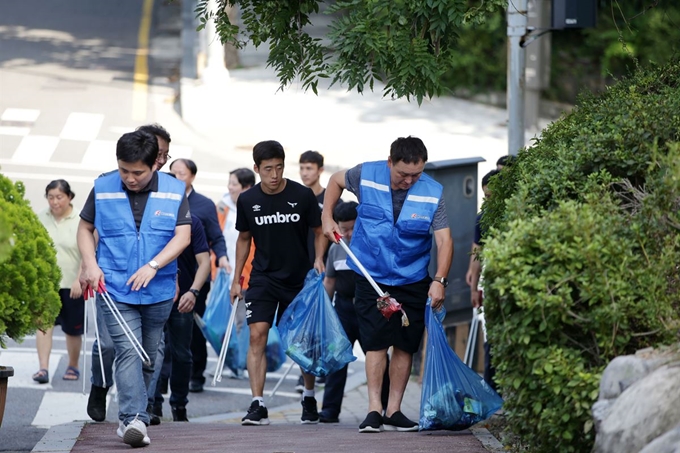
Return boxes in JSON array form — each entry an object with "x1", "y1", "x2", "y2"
[
  {"x1": 334, "y1": 201, "x2": 358, "y2": 223},
  {"x1": 230, "y1": 167, "x2": 256, "y2": 188},
  {"x1": 299, "y1": 150, "x2": 324, "y2": 168},
  {"x1": 482, "y1": 169, "x2": 500, "y2": 188},
  {"x1": 45, "y1": 179, "x2": 75, "y2": 200},
  {"x1": 169, "y1": 158, "x2": 198, "y2": 176},
  {"x1": 253, "y1": 140, "x2": 285, "y2": 167},
  {"x1": 389, "y1": 136, "x2": 428, "y2": 165},
  {"x1": 116, "y1": 130, "x2": 158, "y2": 169},
  {"x1": 496, "y1": 155, "x2": 515, "y2": 168},
  {"x1": 137, "y1": 123, "x2": 171, "y2": 143}
]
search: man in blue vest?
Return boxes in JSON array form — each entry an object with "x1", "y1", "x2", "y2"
[
  {"x1": 322, "y1": 136, "x2": 453, "y2": 433},
  {"x1": 78, "y1": 130, "x2": 191, "y2": 447}
]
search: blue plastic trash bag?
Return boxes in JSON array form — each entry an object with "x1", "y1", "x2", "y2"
[
  {"x1": 235, "y1": 319, "x2": 288, "y2": 373},
  {"x1": 278, "y1": 270, "x2": 356, "y2": 377},
  {"x1": 419, "y1": 300, "x2": 503, "y2": 431},
  {"x1": 194, "y1": 270, "x2": 240, "y2": 371}
]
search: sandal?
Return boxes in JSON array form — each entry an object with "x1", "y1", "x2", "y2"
[
  {"x1": 32, "y1": 369, "x2": 49, "y2": 384},
  {"x1": 63, "y1": 366, "x2": 80, "y2": 381}
]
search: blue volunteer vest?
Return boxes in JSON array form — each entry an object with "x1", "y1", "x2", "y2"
[
  {"x1": 349, "y1": 161, "x2": 442, "y2": 286},
  {"x1": 94, "y1": 172, "x2": 185, "y2": 304}
]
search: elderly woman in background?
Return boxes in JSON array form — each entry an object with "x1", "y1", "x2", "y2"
[{"x1": 33, "y1": 179, "x2": 83, "y2": 383}]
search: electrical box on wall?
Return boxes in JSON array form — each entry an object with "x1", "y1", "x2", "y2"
[{"x1": 552, "y1": 0, "x2": 597, "y2": 29}]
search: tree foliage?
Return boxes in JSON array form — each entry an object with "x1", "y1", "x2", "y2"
[
  {"x1": 0, "y1": 173, "x2": 61, "y2": 348},
  {"x1": 481, "y1": 59, "x2": 680, "y2": 452},
  {"x1": 195, "y1": 0, "x2": 505, "y2": 103}
]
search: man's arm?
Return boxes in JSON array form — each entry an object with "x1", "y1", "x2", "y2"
[
  {"x1": 229, "y1": 230, "x2": 252, "y2": 302},
  {"x1": 126, "y1": 224, "x2": 191, "y2": 291},
  {"x1": 466, "y1": 242, "x2": 483, "y2": 308},
  {"x1": 312, "y1": 225, "x2": 327, "y2": 274},
  {"x1": 201, "y1": 198, "x2": 229, "y2": 268},
  {"x1": 178, "y1": 251, "x2": 210, "y2": 313},
  {"x1": 428, "y1": 227, "x2": 454, "y2": 310},
  {"x1": 321, "y1": 170, "x2": 347, "y2": 242},
  {"x1": 77, "y1": 219, "x2": 104, "y2": 290},
  {"x1": 323, "y1": 276, "x2": 336, "y2": 299}
]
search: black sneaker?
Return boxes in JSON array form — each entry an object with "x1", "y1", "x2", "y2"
[
  {"x1": 383, "y1": 411, "x2": 418, "y2": 432},
  {"x1": 188, "y1": 380, "x2": 204, "y2": 393},
  {"x1": 319, "y1": 411, "x2": 339, "y2": 423},
  {"x1": 147, "y1": 403, "x2": 161, "y2": 426},
  {"x1": 241, "y1": 400, "x2": 270, "y2": 426},
  {"x1": 87, "y1": 385, "x2": 109, "y2": 422},
  {"x1": 359, "y1": 411, "x2": 383, "y2": 433},
  {"x1": 171, "y1": 406, "x2": 189, "y2": 422},
  {"x1": 295, "y1": 375, "x2": 304, "y2": 393},
  {"x1": 300, "y1": 396, "x2": 319, "y2": 424}
]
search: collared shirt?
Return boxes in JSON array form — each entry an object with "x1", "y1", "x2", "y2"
[
  {"x1": 81, "y1": 171, "x2": 191, "y2": 229},
  {"x1": 38, "y1": 207, "x2": 81, "y2": 288}
]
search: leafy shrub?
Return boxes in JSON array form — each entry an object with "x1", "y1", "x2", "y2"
[
  {"x1": 0, "y1": 173, "x2": 61, "y2": 348},
  {"x1": 480, "y1": 59, "x2": 680, "y2": 452}
]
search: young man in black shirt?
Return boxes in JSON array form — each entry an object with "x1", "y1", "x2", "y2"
[{"x1": 231, "y1": 140, "x2": 326, "y2": 426}]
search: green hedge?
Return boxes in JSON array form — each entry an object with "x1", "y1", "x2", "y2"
[
  {"x1": 480, "y1": 60, "x2": 680, "y2": 452},
  {"x1": 0, "y1": 174, "x2": 61, "y2": 347}
]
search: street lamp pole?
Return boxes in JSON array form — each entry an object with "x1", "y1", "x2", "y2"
[{"x1": 507, "y1": 0, "x2": 528, "y2": 156}]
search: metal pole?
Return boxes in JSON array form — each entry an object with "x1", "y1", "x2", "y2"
[{"x1": 507, "y1": 0, "x2": 528, "y2": 156}]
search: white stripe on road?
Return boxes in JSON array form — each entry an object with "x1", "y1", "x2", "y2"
[
  {"x1": 81, "y1": 139, "x2": 118, "y2": 170},
  {"x1": 1, "y1": 107, "x2": 40, "y2": 122},
  {"x1": 32, "y1": 392, "x2": 93, "y2": 428},
  {"x1": 59, "y1": 112, "x2": 105, "y2": 141},
  {"x1": 0, "y1": 351, "x2": 62, "y2": 390},
  {"x1": 0, "y1": 126, "x2": 30, "y2": 136},
  {"x1": 11, "y1": 135, "x2": 59, "y2": 163}
]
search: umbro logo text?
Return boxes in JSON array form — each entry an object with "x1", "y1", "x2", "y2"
[{"x1": 254, "y1": 212, "x2": 301, "y2": 225}]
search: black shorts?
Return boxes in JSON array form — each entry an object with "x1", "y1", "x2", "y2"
[
  {"x1": 354, "y1": 276, "x2": 430, "y2": 354},
  {"x1": 55, "y1": 288, "x2": 85, "y2": 336},
  {"x1": 244, "y1": 276, "x2": 302, "y2": 326}
]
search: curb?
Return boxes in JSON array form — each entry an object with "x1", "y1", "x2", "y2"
[{"x1": 31, "y1": 421, "x2": 85, "y2": 453}]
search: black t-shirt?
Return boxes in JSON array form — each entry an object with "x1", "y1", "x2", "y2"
[
  {"x1": 236, "y1": 179, "x2": 321, "y2": 299},
  {"x1": 306, "y1": 189, "x2": 325, "y2": 266}
]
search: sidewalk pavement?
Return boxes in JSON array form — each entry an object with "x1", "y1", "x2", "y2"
[{"x1": 32, "y1": 376, "x2": 504, "y2": 452}]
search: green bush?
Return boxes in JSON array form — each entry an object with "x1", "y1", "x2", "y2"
[
  {"x1": 480, "y1": 59, "x2": 680, "y2": 452},
  {"x1": 0, "y1": 173, "x2": 61, "y2": 348}
]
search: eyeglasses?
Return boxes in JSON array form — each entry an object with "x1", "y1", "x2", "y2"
[{"x1": 158, "y1": 154, "x2": 171, "y2": 161}]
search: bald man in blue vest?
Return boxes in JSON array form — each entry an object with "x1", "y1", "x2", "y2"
[{"x1": 322, "y1": 136, "x2": 453, "y2": 433}]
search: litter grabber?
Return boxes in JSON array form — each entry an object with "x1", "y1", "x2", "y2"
[
  {"x1": 333, "y1": 232, "x2": 409, "y2": 326},
  {"x1": 269, "y1": 359, "x2": 296, "y2": 398},
  {"x1": 96, "y1": 281, "x2": 151, "y2": 367},
  {"x1": 81, "y1": 286, "x2": 90, "y2": 394},
  {"x1": 212, "y1": 295, "x2": 239, "y2": 386},
  {"x1": 88, "y1": 285, "x2": 107, "y2": 390},
  {"x1": 463, "y1": 307, "x2": 487, "y2": 368}
]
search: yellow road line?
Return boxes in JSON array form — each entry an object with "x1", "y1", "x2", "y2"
[{"x1": 132, "y1": 0, "x2": 154, "y2": 121}]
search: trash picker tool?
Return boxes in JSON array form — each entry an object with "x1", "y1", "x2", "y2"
[
  {"x1": 269, "y1": 360, "x2": 296, "y2": 398},
  {"x1": 97, "y1": 281, "x2": 151, "y2": 366},
  {"x1": 88, "y1": 286, "x2": 107, "y2": 389},
  {"x1": 464, "y1": 308, "x2": 480, "y2": 367},
  {"x1": 212, "y1": 296, "x2": 238, "y2": 386},
  {"x1": 333, "y1": 232, "x2": 409, "y2": 326},
  {"x1": 81, "y1": 287, "x2": 89, "y2": 394}
]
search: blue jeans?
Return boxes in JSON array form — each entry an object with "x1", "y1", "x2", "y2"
[
  {"x1": 148, "y1": 303, "x2": 194, "y2": 407},
  {"x1": 98, "y1": 295, "x2": 173, "y2": 425}
]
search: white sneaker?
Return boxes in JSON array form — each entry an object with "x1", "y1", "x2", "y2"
[
  {"x1": 123, "y1": 417, "x2": 150, "y2": 447},
  {"x1": 116, "y1": 420, "x2": 124, "y2": 438}
]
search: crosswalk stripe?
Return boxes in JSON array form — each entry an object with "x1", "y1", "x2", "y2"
[
  {"x1": 11, "y1": 135, "x2": 60, "y2": 163},
  {"x1": 59, "y1": 112, "x2": 104, "y2": 141},
  {"x1": 32, "y1": 392, "x2": 92, "y2": 428},
  {"x1": 0, "y1": 126, "x2": 30, "y2": 136},
  {"x1": 81, "y1": 139, "x2": 118, "y2": 170},
  {"x1": 1, "y1": 107, "x2": 40, "y2": 122},
  {"x1": 0, "y1": 351, "x2": 62, "y2": 390}
]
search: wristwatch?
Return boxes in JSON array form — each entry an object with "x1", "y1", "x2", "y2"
[
  {"x1": 148, "y1": 260, "x2": 160, "y2": 270},
  {"x1": 433, "y1": 276, "x2": 448, "y2": 287},
  {"x1": 188, "y1": 289, "x2": 200, "y2": 298}
]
